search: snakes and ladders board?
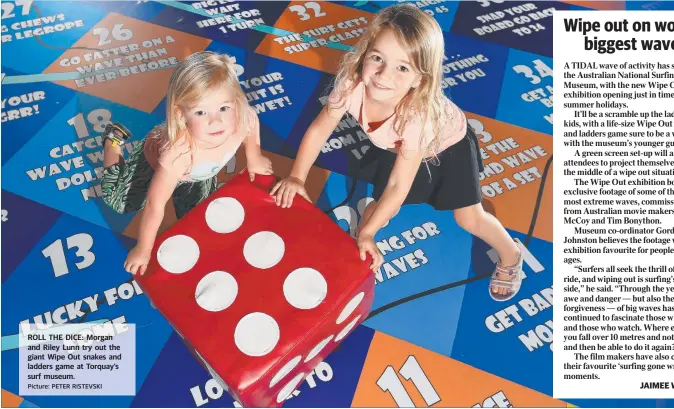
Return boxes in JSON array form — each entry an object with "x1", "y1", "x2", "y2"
[{"x1": 2, "y1": 1, "x2": 672, "y2": 408}]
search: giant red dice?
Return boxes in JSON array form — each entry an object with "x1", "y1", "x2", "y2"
[{"x1": 136, "y1": 171, "x2": 374, "y2": 407}]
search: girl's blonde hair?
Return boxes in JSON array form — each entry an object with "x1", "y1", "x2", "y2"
[
  {"x1": 330, "y1": 4, "x2": 449, "y2": 158},
  {"x1": 155, "y1": 51, "x2": 252, "y2": 169}
]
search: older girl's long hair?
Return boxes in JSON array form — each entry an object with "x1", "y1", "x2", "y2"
[
  {"x1": 329, "y1": 4, "x2": 449, "y2": 158},
  {"x1": 153, "y1": 51, "x2": 253, "y2": 171}
]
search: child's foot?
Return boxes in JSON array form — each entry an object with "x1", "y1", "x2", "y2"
[{"x1": 489, "y1": 241, "x2": 523, "y2": 302}]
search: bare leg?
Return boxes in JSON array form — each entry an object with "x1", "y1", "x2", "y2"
[
  {"x1": 453, "y1": 203, "x2": 521, "y2": 297},
  {"x1": 104, "y1": 138, "x2": 125, "y2": 169}
]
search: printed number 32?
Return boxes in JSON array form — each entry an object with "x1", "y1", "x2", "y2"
[{"x1": 289, "y1": 2, "x2": 326, "y2": 21}]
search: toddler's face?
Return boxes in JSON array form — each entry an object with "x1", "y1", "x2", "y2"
[
  {"x1": 181, "y1": 84, "x2": 237, "y2": 140},
  {"x1": 361, "y1": 28, "x2": 422, "y2": 104}
]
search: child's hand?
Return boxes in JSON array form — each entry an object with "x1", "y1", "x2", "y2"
[
  {"x1": 247, "y1": 154, "x2": 273, "y2": 181},
  {"x1": 357, "y1": 233, "x2": 384, "y2": 272},
  {"x1": 270, "y1": 177, "x2": 312, "y2": 208},
  {"x1": 124, "y1": 245, "x2": 152, "y2": 275}
]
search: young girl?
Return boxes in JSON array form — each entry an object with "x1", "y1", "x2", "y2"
[
  {"x1": 270, "y1": 5, "x2": 523, "y2": 301},
  {"x1": 102, "y1": 51, "x2": 272, "y2": 276}
]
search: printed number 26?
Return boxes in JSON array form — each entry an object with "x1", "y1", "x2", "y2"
[
  {"x1": 289, "y1": 2, "x2": 327, "y2": 21},
  {"x1": 92, "y1": 23, "x2": 133, "y2": 46}
]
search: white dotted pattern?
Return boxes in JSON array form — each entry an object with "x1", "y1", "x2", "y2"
[
  {"x1": 234, "y1": 312, "x2": 280, "y2": 356},
  {"x1": 243, "y1": 231, "x2": 285, "y2": 269},
  {"x1": 205, "y1": 197, "x2": 245, "y2": 233},
  {"x1": 276, "y1": 372, "x2": 306, "y2": 403},
  {"x1": 336, "y1": 315, "x2": 361, "y2": 342},
  {"x1": 336, "y1": 292, "x2": 364, "y2": 324},
  {"x1": 269, "y1": 355, "x2": 302, "y2": 388},
  {"x1": 283, "y1": 268, "x2": 327, "y2": 309},
  {"x1": 305, "y1": 335, "x2": 334, "y2": 363},
  {"x1": 195, "y1": 271, "x2": 238, "y2": 312},
  {"x1": 157, "y1": 235, "x2": 199, "y2": 274}
]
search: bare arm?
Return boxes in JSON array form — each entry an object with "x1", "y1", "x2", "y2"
[
  {"x1": 124, "y1": 166, "x2": 180, "y2": 275},
  {"x1": 289, "y1": 105, "x2": 343, "y2": 182},
  {"x1": 243, "y1": 112, "x2": 262, "y2": 159},
  {"x1": 270, "y1": 104, "x2": 343, "y2": 207},
  {"x1": 359, "y1": 149, "x2": 424, "y2": 237},
  {"x1": 136, "y1": 167, "x2": 180, "y2": 251}
]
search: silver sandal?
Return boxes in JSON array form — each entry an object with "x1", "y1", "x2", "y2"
[
  {"x1": 103, "y1": 123, "x2": 131, "y2": 147},
  {"x1": 489, "y1": 241, "x2": 523, "y2": 302}
]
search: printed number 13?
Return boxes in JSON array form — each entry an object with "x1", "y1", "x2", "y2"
[
  {"x1": 42, "y1": 234, "x2": 95, "y2": 277},
  {"x1": 377, "y1": 355, "x2": 440, "y2": 407}
]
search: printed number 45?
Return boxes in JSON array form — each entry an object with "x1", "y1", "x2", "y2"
[
  {"x1": 377, "y1": 355, "x2": 441, "y2": 407},
  {"x1": 289, "y1": 2, "x2": 326, "y2": 21}
]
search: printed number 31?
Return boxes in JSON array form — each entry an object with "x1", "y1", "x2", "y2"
[{"x1": 377, "y1": 355, "x2": 440, "y2": 407}]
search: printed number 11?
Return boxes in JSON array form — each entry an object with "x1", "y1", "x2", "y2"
[{"x1": 377, "y1": 355, "x2": 440, "y2": 407}]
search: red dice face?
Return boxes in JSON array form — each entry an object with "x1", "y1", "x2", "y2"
[{"x1": 136, "y1": 172, "x2": 374, "y2": 407}]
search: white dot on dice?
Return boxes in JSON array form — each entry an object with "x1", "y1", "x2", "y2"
[
  {"x1": 205, "y1": 197, "x2": 245, "y2": 233},
  {"x1": 336, "y1": 315, "x2": 361, "y2": 342},
  {"x1": 157, "y1": 235, "x2": 200, "y2": 274},
  {"x1": 243, "y1": 231, "x2": 285, "y2": 269},
  {"x1": 234, "y1": 312, "x2": 280, "y2": 356},
  {"x1": 305, "y1": 335, "x2": 334, "y2": 363},
  {"x1": 283, "y1": 268, "x2": 327, "y2": 309},
  {"x1": 269, "y1": 355, "x2": 302, "y2": 388},
  {"x1": 336, "y1": 292, "x2": 364, "y2": 324},
  {"x1": 195, "y1": 271, "x2": 238, "y2": 312},
  {"x1": 276, "y1": 372, "x2": 306, "y2": 403}
]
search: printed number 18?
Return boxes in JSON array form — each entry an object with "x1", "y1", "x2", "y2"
[
  {"x1": 67, "y1": 109, "x2": 113, "y2": 139},
  {"x1": 377, "y1": 355, "x2": 440, "y2": 407}
]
